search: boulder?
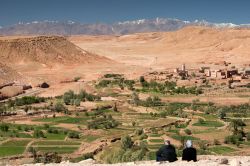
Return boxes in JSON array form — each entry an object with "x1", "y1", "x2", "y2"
[
  {"x1": 219, "y1": 158, "x2": 229, "y2": 164},
  {"x1": 40, "y1": 82, "x2": 50, "y2": 88}
]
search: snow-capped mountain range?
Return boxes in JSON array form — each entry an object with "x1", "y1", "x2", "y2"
[{"x1": 0, "y1": 18, "x2": 249, "y2": 35}]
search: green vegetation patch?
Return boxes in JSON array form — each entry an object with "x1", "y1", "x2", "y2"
[
  {"x1": 44, "y1": 133, "x2": 66, "y2": 140},
  {"x1": 170, "y1": 134, "x2": 200, "y2": 141},
  {"x1": 147, "y1": 144, "x2": 163, "y2": 150},
  {"x1": 149, "y1": 134, "x2": 162, "y2": 137},
  {"x1": 32, "y1": 140, "x2": 81, "y2": 146},
  {"x1": 0, "y1": 139, "x2": 30, "y2": 157},
  {"x1": 83, "y1": 135, "x2": 100, "y2": 142},
  {"x1": 34, "y1": 116, "x2": 89, "y2": 124},
  {"x1": 149, "y1": 139, "x2": 164, "y2": 143},
  {"x1": 34, "y1": 146, "x2": 78, "y2": 154},
  {"x1": 193, "y1": 121, "x2": 224, "y2": 127},
  {"x1": 209, "y1": 146, "x2": 236, "y2": 154}
]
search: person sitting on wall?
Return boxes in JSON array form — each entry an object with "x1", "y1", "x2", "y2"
[
  {"x1": 156, "y1": 139, "x2": 178, "y2": 162},
  {"x1": 182, "y1": 140, "x2": 197, "y2": 162}
]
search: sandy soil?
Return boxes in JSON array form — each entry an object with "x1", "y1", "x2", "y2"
[
  {"x1": 69, "y1": 26, "x2": 250, "y2": 70},
  {"x1": 2, "y1": 26, "x2": 250, "y2": 97}
]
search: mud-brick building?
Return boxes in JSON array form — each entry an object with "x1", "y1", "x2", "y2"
[{"x1": 226, "y1": 69, "x2": 238, "y2": 78}]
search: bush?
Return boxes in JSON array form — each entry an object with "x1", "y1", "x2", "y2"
[
  {"x1": 74, "y1": 77, "x2": 81, "y2": 82},
  {"x1": 15, "y1": 96, "x2": 45, "y2": 106},
  {"x1": 135, "y1": 128, "x2": 144, "y2": 136},
  {"x1": 47, "y1": 128, "x2": 59, "y2": 134},
  {"x1": 121, "y1": 135, "x2": 133, "y2": 149},
  {"x1": 36, "y1": 152, "x2": 62, "y2": 164},
  {"x1": 74, "y1": 99, "x2": 81, "y2": 107},
  {"x1": 87, "y1": 115, "x2": 119, "y2": 129},
  {"x1": 68, "y1": 132, "x2": 80, "y2": 139},
  {"x1": 198, "y1": 140, "x2": 207, "y2": 150},
  {"x1": 0, "y1": 123, "x2": 9, "y2": 132},
  {"x1": 184, "y1": 129, "x2": 192, "y2": 135},
  {"x1": 139, "y1": 133, "x2": 148, "y2": 140},
  {"x1": 224, "y1": 135, "x2": 240, "y2": 144},
  {"x1": 198, "y1": 118, "x2": 205, "y2": 124},
  {"x1": 33, "y1": 129, "x2": 45, "y2": 138},
  {"x1": 17, "y1": 125, "x2": 22, "y2": 130},
  {"x1": 113, "y1": 103, "x2": 118, "y2": 112},
  {"x1": 53, "y1": 101, "x2": 68, "y2": 113},
  {"x1": 63, "y1": 90, "x2": 100, "y2": 105},
  {"x1": 82, "y1": 152, "x2": 94, "y2": 160},
  {"x1": 246, "y1": 133, "x2": 250, "y2": 141},
  {"x1": 139, "y1": 76, "x2": 146, "y2": 84},
  {"x1": 213, "y1": 139, "x2": 220, "y2": 145},
  {"x1": 218, "y1": 108, "x2": 226, "y2": 119}
]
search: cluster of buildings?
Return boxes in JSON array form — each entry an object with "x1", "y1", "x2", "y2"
[
  {"x1": 173, "y1": 63, "x2": 250, "y2": 88},
  {"x1": 143, "y1": 62, "x2": 250, "y2": 88}
]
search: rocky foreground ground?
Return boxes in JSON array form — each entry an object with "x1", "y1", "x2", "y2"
[{"x1": 21, "y1": 156, "x2": 250, "y2": 166}]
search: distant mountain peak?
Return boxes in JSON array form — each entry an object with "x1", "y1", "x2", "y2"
[{"x1": 0, "y1": 18, "x2": 250, "y2": 36}]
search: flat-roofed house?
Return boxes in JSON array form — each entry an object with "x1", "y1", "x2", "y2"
[
  {"x1": 226, "y1": 69, "x2": 238, "y2": 78},
  {"x1": 211, "y1": 70, "x2": 226, "y2": 79}
]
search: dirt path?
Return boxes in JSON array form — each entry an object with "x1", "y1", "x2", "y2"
[
  {"x1": 69, "y1": 139, "x2": 110, "y2": 158},
  {"x1": 0, "y1": 138, "x2": 11, "y2": 145},
  {"x1": 24, "y1": 140, "x2": 35, "y2": 155}
]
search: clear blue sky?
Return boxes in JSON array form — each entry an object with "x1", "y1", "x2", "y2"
[{"x1": 1, "y1": 0, "x2": 250, "y2": 26}]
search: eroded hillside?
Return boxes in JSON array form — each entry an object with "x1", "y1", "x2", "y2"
[
  {"x1": 70, "y1": 26, "x2": 250, "y2": 69},
  {"x1": 0, "y1": 36, "x2": 110, "y2": 65}
]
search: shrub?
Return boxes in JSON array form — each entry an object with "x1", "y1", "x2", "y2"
[
  {"x1": 47, "y1": 128, "x2": 59, "y2": 134},
  {"x1": 229, "y1": 119, "x2": 246, "y2": 134},
  {"x1": 74, "y1": 77, "x2": 81, "y2": 82},
  {"x1": 15, "y1": 96, "x2": 45, "y2": 106},
  {"x1": 53, "y1": 101, "x2": 68, "y2": 113},
  {"x1": 224, "y1": 135, "x2": 239, "y2": 144},
  {"x1": 28, "y1": 147, "x2": 37, "y2": 158},
  {"x1": 74, "y1": 99, "x2": 81, "y2": 106},
  {"x1": 135, "y1": 128, "x2": 144, "y2": 136},
  {"x1": 36, "y1": 152, "x2": 62, "y2": 164},
  {"x1": 87, "y1": 115, "x2": 119, "y2": 129},
  {"x1": 139, "y1": 133, "x2": 148, "y2": 140},
  {"x1": 139, "y1": 76, "x2": 146, "y2": 84},
  {"x1": 68, "y1": 132, "x2": 80, "y2": 139},
  {"x1": 0, "y1": 123, "x2": 9, "y2": 132},
  {"x1": 17, "y1": 125, "x2": 22, "y2": 130},
  {"x1": 184, "y1": 129, "x2": 192, "y2": 135},
  {"x1": 246, "y1": 133, "x2": 250, "y2": 141},
  {"x1": 113, "y1": 103, "x2": 118, "y2": 112},
  {"x1": 82, "y1": 152, "x2": 94, "y2": 160},
  {"x1": 218, "y1": 108, "x2": 226, "y2": 119},
  {"x1": 33, "y1": 129, "x2": 45, "y2": 138},
  {"x1": 121, "y1": 135, "x2": 133, "y2": 149},
  {"x1": 213, "y1": 139, "x2": 220, "y2": 145},
  {"x1": 44, "y1": 124, "x2": 50, "y2": 129},
  {"x1": 198, "y1": 118, "x2": 205, "y2": 124},
  {"x1": 198, "y1": 140, "x2": 207, "y2": 150}
]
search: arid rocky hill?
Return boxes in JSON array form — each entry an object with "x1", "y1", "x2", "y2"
[
  {"x1": 71, "y1": 26, "x2": 250, "y2": 68},
  {"x1": 0, "y1": 62, "x2": 21, "y2": 84},
  {"x1": 0, "y1": 36, "x2": 110, "y2": 65}
]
